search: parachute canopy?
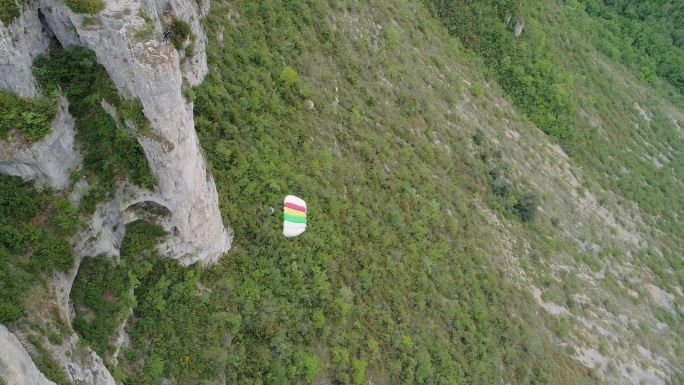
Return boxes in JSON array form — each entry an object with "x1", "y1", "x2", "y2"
[{"x1": 283, "y1": 195, "x2": 307, "y2": 237}]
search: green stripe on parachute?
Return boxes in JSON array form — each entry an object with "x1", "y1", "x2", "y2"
[{"x1": 283, "y1": 214, "x2": 306, "y2": 223}]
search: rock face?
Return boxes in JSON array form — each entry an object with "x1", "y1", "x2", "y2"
[
  {"x1": 1, "y1": 0, "x2": 231, "y2": 264},
  {"x1": 41, "y1": 332, "x2": 116, "y2": 385},
  {"x1": 0, "y1": 97, "x2": 80, "y2": 190},
  {"x1": 38, "y1": 0, "x2": 232, "y2": 264},
  {"x1": 0, "y1": 325, "x2": 56, "y2": 385},
  {"x1": 1, "y1": 0, "x2": 231, "y2": 383},
  {"x1": 0, "y1": 2, "x2": 49, "y2": 97}
]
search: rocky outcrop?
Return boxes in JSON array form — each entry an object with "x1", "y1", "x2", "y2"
[
  {"x1": 0, "y1": 325, "x2": 56, "y2": 385},
  {"x1": 38, "y1": 0, "x2": 231, "y2": 264},
  {"x1": 1, "y1": 0, "x2": 231, "y2": 264},
  {"x1": 41, "y1": 332, "x2": 116, "y2": 385},
  {"x1": 514, "y1": 19, "x2": 524, "y2": 37},
  {"x1": 0, "y1": 2, "x2": 50, "y2": 97},
  {"x1": 1, "y1": 0, "x2": 230, "y2": 384},
  {"x1": 0, "y1": 97, "x2": 80, "y2": 190},
  {"x1": 0, "y1": 6, "x2": 79, "y2": 190}
]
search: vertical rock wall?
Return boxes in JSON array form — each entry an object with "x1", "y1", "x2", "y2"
[
  {"x1": 0, "y1": 1, "x2": 230, "y2": 384},
  {"x1": 39, "y1": 0, "x2": 231, "y2": 264},
  {"x1": 0, "y1": 2, "x2": 49, "y2": 97}
]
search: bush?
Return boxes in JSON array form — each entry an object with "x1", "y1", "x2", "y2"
[
  {"x1": 71, "y1": 256, "x2": 136, "y2": 357},
  {"x1": 170, "y1": 19, "x2": 191, "y2": 50},
  {"x1": 515, "y1": 192, "x2": 539, "y2": 223},
  {"x1": 0, "y1": 90, "x2": 57, "y2": 142},
  {"x1": 470, "y1": 82, "x2": 484, "y2": 97},
  {"x1": 0, "y1": 0, "x2": 19, "y2": 25},
  {"x1": 63, "y1": 0, "x2": 104, "y2": 14},
  {"x1": 120, "y1": 219, "x2": 166, "y2": 258},
  {"x1": 279, "y1": 66, "x2": 299, "y2": 87}
]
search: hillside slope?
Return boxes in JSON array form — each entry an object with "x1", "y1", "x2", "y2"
[{"x1": 0, "y1": 0, "x2": 682, "y2": 385}]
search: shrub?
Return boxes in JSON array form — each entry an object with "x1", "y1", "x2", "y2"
[
  {"x1": 384, "y1": 26, "x2": 399, "y2": 49},
  {"x1": 120, "y1": 219, "x2": 166, "y2": 258},
  {"x1": 0, "y1": 0, "x2": 19, "y2": 25},
  {"x1": 71, "y1": 256, "x2": 136, "y2": 357},
  {"x1": 170, "y1": 19, "x2": 191, "y2": 50},
  {"x1": 515, "y1": 192, "x2": 539, "y2": 222},
  {"x1": 470, "y1": 83, "x2": 484, "y2": 97},
  {"x1": 0, "y1": 90, "x2": 57, "y2": 142},
  {"x1": 0, "y1": 176, "x2": 78, "y2": 324},
  {"x1": 63, "y1": 0, "x2": 104, "y2": 14},
  {"x1": 279, "y1": 66, "x2": 299, "y2": 87}
]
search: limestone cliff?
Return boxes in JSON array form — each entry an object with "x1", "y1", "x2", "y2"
[
  {"x1": 0, "y1": 97, "x2": 80, "y2": 190},
  {"x1": 0, "y1": 326, "x2": 56, "y2": 385},
  {"x1": 37, "y1": 0, "x2": 232, "y2": 264},
  {"x1": 0, "y1": 1, "x2": 230, "y2": 384},
  {"x1": 0, "y1": 0, "x2": 231, "y2": 263}
]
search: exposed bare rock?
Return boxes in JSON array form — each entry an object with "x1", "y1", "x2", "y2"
[
  {"x1": 41, "y1": 332, "x2": 116, "y2": 385},
  {"x1": 0, "y1": 3, "x2": 50, "y2": 97},
  {"x1": 36, "y1": 0, "x2": 231, "y2": 264},
  {"x1": 0, "y1": 97, "x2": 80, "y2": 190},
  {"x1": 514, "y1": 19, "x2": 524, "y2": 37},
  {"x1": 0, "y1": 325, "x2": 56, "y2": 385}
]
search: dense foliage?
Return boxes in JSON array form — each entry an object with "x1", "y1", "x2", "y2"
[
  {"x1": 71, "y1": 220, "x2": 164, "y2": 359},
  {"x1": 33, "y1": 47, "x2": 155, "y2": 194},
  {"x1": 0, "y1": 90, "x2": 57, "y2": 142},
  {"x1": 106, "y1": 1, "x2": 591, "y2": 384},
  {"x1": 580, "y1": 0, "x2": 684, "y2": 92},
  {"x1": 169, "y1": 19, "x2": 192, "y2": 51},
  {"x1": 0, "y1": 175, "x2": 79, "y2": 323},
  {"x1": 429, "y1": 0, "x2": 575, "y2": 141}
]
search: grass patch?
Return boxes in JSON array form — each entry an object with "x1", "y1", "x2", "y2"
[{"x1": 63, "y1": 0, "x2": 103, "y2": 14}]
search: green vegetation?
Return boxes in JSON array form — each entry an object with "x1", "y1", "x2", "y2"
[
  {"x1": 429, "y1": 0, "x2": 684, "y2": 291},
  {"x1": 0, "y1": 0, "x2": 677, "y2": 383},
  {"x1": 26, "y1": 334, "x2": 72, "y2": 385},
  {"x1": 33, "y1": 47, "x2": 155, "y2": 196},
  {"x1": 580, "y1": 0, "x2": 684, "y2": 92},
  {"x1": 63, "y1": 0, "x2": 104, "y2": 14},
  {"x1": 0, "y1": 175, "x2": 78, "y2": 323},
  {"x1": 71, "y1": 220, "x2": 164, "y2": 358},
  {"x1": 71, "y1": 256, "x2": 136, "y2": 358},
  {"x1": 0, "y1": 0, "x2": 19, "y2": 25},
  {"x1": 0, "y1": 90, "x2": 57, "y2": 142},
  {"x1": 428, "y1": 0, "x2": 575, "y2": 141},
  {"x1": 119, "y1": 220, "x2": 166, "y2": 258},
  {"x1": 169, "y1": 19, "x2": 191, "y2": 51},
  {"x1": 105, "y1": 1, "x2": 593, "y2": 384}
]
